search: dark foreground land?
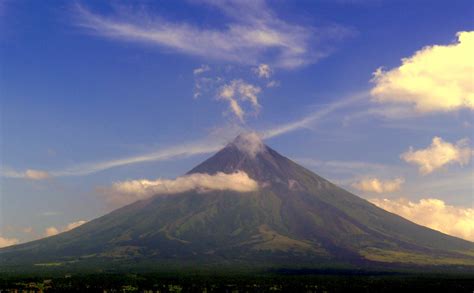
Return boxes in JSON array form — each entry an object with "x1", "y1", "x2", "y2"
[{"x1": 1, "y1": 270, "x2": 473, "y2": 292}]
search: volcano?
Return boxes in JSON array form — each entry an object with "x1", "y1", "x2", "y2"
[{"x1": 1, "y1": 134, "x2": 473, "y2": 272}]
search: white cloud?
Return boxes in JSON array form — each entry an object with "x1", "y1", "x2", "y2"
[
  {"x1": 254, "y1": 63, "x2": 272, "y2": 78},
  {"x1": 74, "y1": 2, "x2": 351, "y2": 69},
  {"x1": 193, "y1": 64, "x2": 210, "y2": 75},
  {"x1": 401, "y1": 137, "x2": 471, "y2": 174},
  {"x1": 370, "y1": 198, "x2": 474, "y2": 242},
  {"x1": 44, "y1": 220, "x2": 87, "y2": 238},
  {"x1": 56, "y1": 140, "x2": 221, "y2": 176},
  {"x1": 0, "y1": 236, "x2": 19, "y2": 248},
  {"x1": 1, "y1": 168, "x2": 51, "y2": 180},
  {"x1": 217, "y1": 79, "x2": 261, "y2": 122},
  {"x1": 232, "y1": 132, "x2": 265, "y2": 157},
  {"x1": 266, "y1": 80, "x2": 280, "y2": 88},
  {"x1": 263, "y1": 91, "x2": 368, "y2": 139},
  {"x1": 44, "y1": 226, "x2": 59, "y2": 237},
  {"x1": 100, "y1": 171, "x2": 258, "y2": 208},
  {"x1": 24, "y1": 169, "x2": 50, "y2": 180},
  {"x1": 371, "y1": 31, "x2": 474, "y2": 113},
  {"x1": 1, "y1": 93, "x2": 367, "y2": 178},
  {"x1": 65, "y1": 220, "x2": 87, "y2": 231},
  {"x1": 352, "y1": 177, "x2": 404, "y2": 193}
]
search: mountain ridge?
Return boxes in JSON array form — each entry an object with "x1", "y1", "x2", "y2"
[{"x1": 1, "y1": 134, "x2": 473, "y2": 272}]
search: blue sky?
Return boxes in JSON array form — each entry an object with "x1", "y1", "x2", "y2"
[{"x1": 1, "y1": 0, "x2": 473, "y2": 245}]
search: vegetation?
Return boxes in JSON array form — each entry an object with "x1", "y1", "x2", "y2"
[{"x1": 1, "y1": 271, "x2": 474, "y2": 292}]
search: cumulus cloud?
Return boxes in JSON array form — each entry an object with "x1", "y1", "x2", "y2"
[
  {"x1": 44, "y1": 220, "x2": 87, "y2": 238},
  {"x1": 0, "y1": 236, "x2": 19, "y2": 248},
  {"x1": 74, "y1": 2, "x2": 352, "y2": 69},
  {"x1": 100, "y1": 171, "x2": 258, "y2": 208},
  {"x1": 352, "y1": 177, "x2": 404, "y2": 193},
  {"x1": 254, "y1": 63, "x2": 272, "y2": 78},
  {"x1": 44, "y1": 226, "x2": 60, "y2": 237},
  {"x1": 217, "y1": 79, "x2": 261, "y2": 122},
  {"x1": 401, "y1": 137, "x2": 471, "y2": 174},
  {"x1": 232, "y1": 132, "x2": 265, "y2": 157},
  {"x1": 370, "y1": 198, "x2": 474, "y2": 242},
  {"x1": 371, "y1": 31, "x2": 474, "y2": 113}
]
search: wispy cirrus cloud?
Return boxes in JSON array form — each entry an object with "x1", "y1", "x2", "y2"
[
  {"x1": 262, "y1": 91, "x2": 369, "y2": 139},
  {"x1": 2, "y1": 92, "x2": 368, "y2": 179},
  {"x1": 1, "y1": 168, "x2": 51, "y2": 180},
  {"x1": 73, "y1": 1, "x2": 352, "y2": 69},
  {"x1": 193, "y1": 64, "x2": 210, "y2": 75}
]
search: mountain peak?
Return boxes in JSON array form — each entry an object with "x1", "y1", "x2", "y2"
[
  {"x1": 187, "y1": 133, "x2": 307, "y2": 185},
  {"x1": 229, "y1": 132, "x2": 266, "y2": 158},
  {"x1": 2, "y1": 134, "x2": 473, "y2": 271}
]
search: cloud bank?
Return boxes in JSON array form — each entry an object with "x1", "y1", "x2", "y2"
[
  {"x1": 0, "y1": 236, "x2": 19, "y2": 248},
  {"x1": 352, "y1": 177, "x2": 404, "y2": 193},
  {"x1": 370, "y1": 198, "x2": 474, "y2": 242},
  {"x1": 101, "y1": 171, "x2": 258, "y2": 208},
  {"x1": 44, "y1": 220, "x2": 87, "y2": 237},
  {"x1": 401, "y1": 137, "x2": 471, "y2": 174},
  {"x1": 44, "y1": 227, "x2": 60, "y2": 237},
  {"x1": 371, "y1": 31, "x2": 474, "y2": 113}
]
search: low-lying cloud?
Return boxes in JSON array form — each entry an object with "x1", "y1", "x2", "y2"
[
  {"x1": 100, "y1": 171, "x2": 259, "y2": 208},
  {"x1": 370, "y1": 198, "x2": 474, "y2": 242},
  {"x1": 352, "y1": 177, "x2": 404, "y2": 193},
  {"x1": 0, "y1": 236, "x2": 19, "y2": 248},
  {"x1": 371, "y1": 31, "x2": 474, "y2": 114},
  {"x1": 401, "y1": 137, "x2": 471, "y2": 174},
  {"x1": 44, "y1": 227, "x2": 60, "y2": 237},
  {"x1": 44, "y1": 220, "x2": 87, "y2": 237}
]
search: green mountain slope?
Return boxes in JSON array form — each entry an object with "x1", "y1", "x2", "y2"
[{"x1": 1, "y1": 134, "x2": 473, "y2": 271}]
